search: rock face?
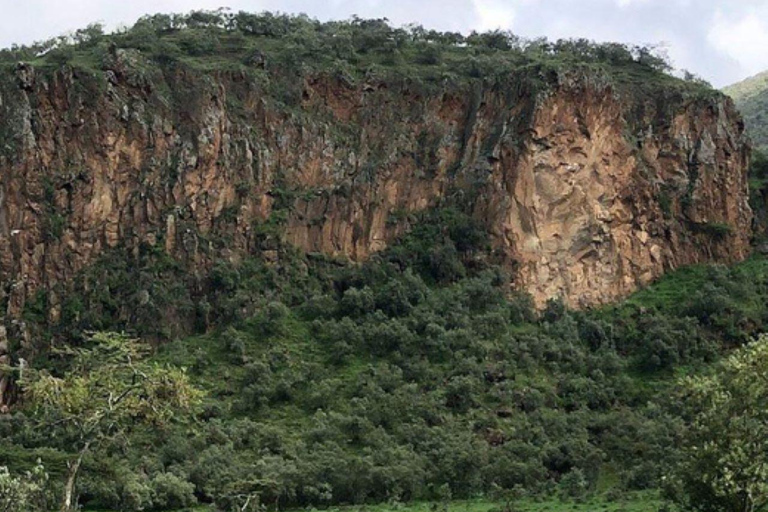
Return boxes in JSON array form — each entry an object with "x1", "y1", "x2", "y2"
[{"x1": 0, "y1": 63, "x2": 752, "y2": 323}]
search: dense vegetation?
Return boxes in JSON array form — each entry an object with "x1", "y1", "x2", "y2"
[
  {"x1": 3, "y1": 202, "x2": 768, "y2": 511},
  {"x1": 749, "y1": 150, "x2": 768, "y2": 242},
  {"x1": 0, "y1": 9, "x2": 713, "y2": 102},
  {"x1": 665, "y1": 338, "x2": 768, "y2": 512},
  {"x1": 724, "y1": 70, "x2": 768, "y2": 153}
]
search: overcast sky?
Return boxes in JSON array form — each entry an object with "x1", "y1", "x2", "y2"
[{"x1": 0, "y1": 0, "x2": 766, "y2": 87}]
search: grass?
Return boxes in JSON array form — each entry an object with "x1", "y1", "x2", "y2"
[
  {"x1": 85, "y1": 493, "x2": 667, "y2": 512},
  {"x1": 85, "y1": 508, "x2": 212, "y2": 512},
  {"x1": 305, "y1": 494, "x2": 665, "y2": 512},
  {"x1": 598, "y1": 254, "x2": 768, "y2": 315}
]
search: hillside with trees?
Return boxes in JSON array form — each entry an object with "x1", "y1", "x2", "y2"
[
  {"x1": 724, "y1": 70, "x2": 768, "y2": 153},
  {"x1": 3, "y1": 205, "x2": 768, "y2": 511},
  {"x1": 0, "y1": 11, "x2": 765, "y2": 512},
  {"x1": 726, "y1": 71, "x2": 768, "y2": 241}
]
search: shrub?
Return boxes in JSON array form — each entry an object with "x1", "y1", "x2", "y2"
[
  {"x1": 558, "y1": 468, "x2": 589, "y2": 498},
  {"x1": 150, "y1": 472, "x2": 197, "y2": 510}
]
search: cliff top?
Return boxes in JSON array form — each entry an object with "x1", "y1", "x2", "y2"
[{"x1": 0, "y1": 11, "x2": 717, "y2": 100}]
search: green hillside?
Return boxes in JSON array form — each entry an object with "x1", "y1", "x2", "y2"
[
  {"x1": 724, "y1": 70, "x2": 768, "y2": 152},
  {"x1": 4, "y1": 204, "x2": 768, "y2": 511},
  {"x1": 727, "y1": 71, "x2": 768, "y2": 237},
  {"x1": 0, "y1": 10, "x2": 715, "y2": 102}
]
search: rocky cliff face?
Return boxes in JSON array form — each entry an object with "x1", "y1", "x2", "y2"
[{"x1": 0, "y1": 59, "x2": 752, "y2": 338}]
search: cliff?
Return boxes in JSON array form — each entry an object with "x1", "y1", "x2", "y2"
[
  {"x1": 0, "y1": 64, "x2": 751, "y2": 306},
  {"x1": 0, "y1": 18, "x2": 755, "y2": 405}
]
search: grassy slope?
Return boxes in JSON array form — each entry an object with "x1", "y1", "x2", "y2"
[
  {"x1": 606, "y1": 255, "x2": 768, "y2": 316},
  {"x1": 164, "y1": 257, "x2": 768, "y2": 391},
  {"x1": 345, "y1": 495, "x2": 665, "y2": 512},
  {"x1": 723, "y1": 70, "x2": 768, "y2": 101}
]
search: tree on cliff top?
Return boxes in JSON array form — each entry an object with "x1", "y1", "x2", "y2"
[
  {"x1": 0, "y1": 9, "x2": 683, "y2": 85},
  {"x1": 667, "y1": 337, "x2": 768, "y2": 512},
  {"x1": 20, "y1": 332, "x2": 202, "y2": 512}
]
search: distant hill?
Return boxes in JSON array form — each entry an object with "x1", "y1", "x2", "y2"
[{"x1": 724, "y1": 71, "x2": 768, "y2": 153}]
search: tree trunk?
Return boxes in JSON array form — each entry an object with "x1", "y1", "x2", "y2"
[
  {"x1": 61, "y1": 442, "x2": 90, "y2": 512},
  {"x1": 743, "y1": 496, "x2": 754, "y2": 512}
]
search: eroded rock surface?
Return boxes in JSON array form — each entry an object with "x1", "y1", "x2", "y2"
[{"x1": 0, "y1": 65, "x2": 752, "y2": 318}]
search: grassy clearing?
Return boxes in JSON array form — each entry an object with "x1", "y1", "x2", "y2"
[
  {"x1": 85, "y1": 508, "x2": 212, "y2": 512},
  {"x1": 314, "y1": 494, "x2": 666, "y2": 512},
  {"x1": 600, "y1": 254, "x2": 768, "y2": 316},
  {"x1": 86, "y1": 493, "x2": 666, "y2": 512},
  {"x1": 331, "y1": 497, "x2": 665, "y2": 512}
]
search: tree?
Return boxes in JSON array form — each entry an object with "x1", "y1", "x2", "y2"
[
  {"x1": 753, "y1": 150, "x2": 768, "y2": 181},
  {"x1": 667, "y1": 337, "x2": 768, "y2": 512},
  {"x1": 72, "y1": 23, "x2": 105, "y2": 47},
  {"x1": 634, "y1": 44, "x2": 672, "y2": 73},
  {"x1": 0, "y1": 463, "x2": 51, "y2": 512},
  {"x1": 21, "y1": 332, "x2": 202, "y2": 512}
]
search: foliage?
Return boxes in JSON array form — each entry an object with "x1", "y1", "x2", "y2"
[
  {"x1": 40, "y1": 243, "x2": 198, "y2": 341},
  {"x1": 0, "y1": 9, "x2": 713, "y2": 103},
  {"x1": 20, "y1": 332, "x2": 203, "y2": 511},
  {"x1": 749, "y1": 150, "x2": 768, "y2": 240},
  {"x1": 5, "y1": 201, "x2": 768, "y2": 510},
  {"x1": 752, "y1": 150, "x2": 768, "y2": 183},
  {"x1": 724, "y1": 71, "x2": 768, "y2": 153},
  {"x1": 0, "y1": 463, "x2": 52, "y2": 512},
  {"x1": 23, "y1": 332, "x2": 201, "y2": 433},
  {"x1": 666, "y1": 338, "x2": 768, "y2": 512}
]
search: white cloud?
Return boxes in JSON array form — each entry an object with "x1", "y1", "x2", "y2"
[
  {"x1": 708, "y1": 8, "x2": 768, "y2": 79},
  {"x1": 0, "y1": 0, "x2": 265, "y2": 47},
  {"x1": 615, "y1": 0, "x2": 651, "y2": 7},
  {"x1": 472, "y1": 0, "x2": 516, "y2": 31}
]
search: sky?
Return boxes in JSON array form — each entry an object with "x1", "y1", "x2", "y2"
[{"x1": 0, "y1": 0, "x2": 766, "y2": 87}]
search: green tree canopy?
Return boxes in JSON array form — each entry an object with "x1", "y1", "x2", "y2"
[
  {"x1": 668, "y1": 337, "x2": 768, "y2": 512},
  {"x1": 21, "y1": 332, "x2": 202, "y2": 512}
]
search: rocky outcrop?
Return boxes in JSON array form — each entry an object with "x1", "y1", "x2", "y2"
[
  {"x1": 482, "y1": 84, "x2": 752, "y2": 306},
  {"x1": 0, "y1": 61, "x2": 752, "y2": 326}
]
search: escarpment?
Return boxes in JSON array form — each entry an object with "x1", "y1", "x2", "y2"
[{"x1": 0, "y1": 53, "x2": 752, "y2": 361}]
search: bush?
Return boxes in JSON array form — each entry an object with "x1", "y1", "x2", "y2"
[
  {"x1": 150, "y1": 472, "x2": 197, "y2": 510},
  {"x1": 339, "y1": 287, "x2": 376, "y2": 317},
  {"x1": 558, "y1": 468, "x2": 589, "y2": 498}
]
